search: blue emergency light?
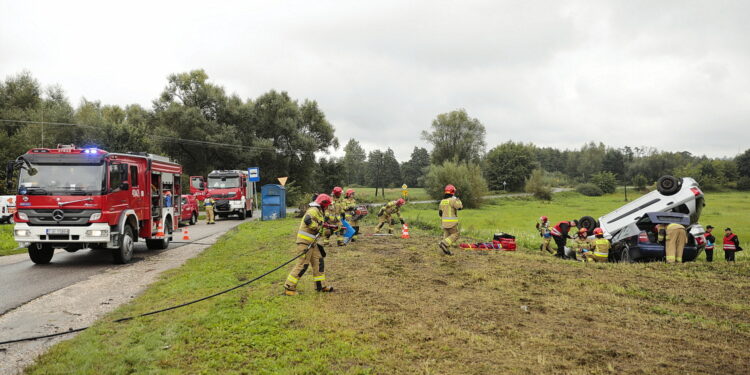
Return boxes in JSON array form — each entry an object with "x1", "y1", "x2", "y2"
[{"x1": 83, "y1": 148, "x2": 98, "y2": 154}]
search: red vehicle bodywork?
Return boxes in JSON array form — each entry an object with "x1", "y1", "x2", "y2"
[
  {"x1": 180, "y1": 194, "x2": 199, "y2": 224},
  {"x1": 190, "y1": 175, "x2": 206, "y2": 201},
  {"x1": 206, "y1": 170, "x2": 253, "y2": 220},
  {"x1": 11, "y1": 146, "x2": 184, "y2": 263}
]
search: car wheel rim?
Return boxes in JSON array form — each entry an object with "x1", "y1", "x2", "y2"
[{"x1": 124, "y1": 236, "x2": 133, "y2": 258}]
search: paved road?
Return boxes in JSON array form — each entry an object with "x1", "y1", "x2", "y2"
[{"x1": 0, "y1": 215, "x2": 251, "y2": 316}]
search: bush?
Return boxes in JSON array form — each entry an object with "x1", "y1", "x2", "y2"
[
  {"x1": 423, "y1": 161, "x2": 489, "y2": 208},
  {"x1": 737, "y1": 177, "x2": 750, "y2": 191},
  {"x1": 590, "y1": 171, "x2": 617, "y2": 194},
  {"x1": 576, "y1": 183, "x2": 603, "y2": 196},
  {"x1": 525, "y1": 169, "x2": 552, "y2": 201},
  {"x1": 632, "y1": 174, "x2": 649, "y2": 191}
]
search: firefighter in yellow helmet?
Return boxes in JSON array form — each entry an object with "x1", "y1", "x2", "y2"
[
  {"x1": 658, "y1": 222, "x2": 687, "y2": 263},
  {"x1": 284, "y1": 194, "x2": 335, "y2": 295},
  {"x1": 583, "y1": 228, "x2": 610, "y2": 263},
  {"x1": 438, "y1": 184, "x2": 463, "y2": 255},
  {"x1": 343, "y1": 188, "x2": 360, "y2": 242},
  {"x1": 323, "y1": 187, "x2": 345, "y2": 246},
  {"x1": 376, "y1": 198, "x2": 405, "y2": 234}
]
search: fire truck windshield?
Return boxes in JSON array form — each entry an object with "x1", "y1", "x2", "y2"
[
  {"x1": 208, "y1": 176, "x2": 240, "y2": 189},
  {"x1": 19, "y1": 163, "x2": 105, "y2": 195}
]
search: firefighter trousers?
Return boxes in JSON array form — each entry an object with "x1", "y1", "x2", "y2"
[
  {"x1": 540, "y1": 237, "x2": 553, "y2": 254},
  {"x1": 376, "y1": 215, "x2": 394, "y2": 234},
  {"x1": 583, "y1": 253, "x2": 607, "y2": 263},
  {"x1": 665, "y1": 228, "x2": 687, "y2": 263},
  {"x1": 440, "y1": 226, "x2": 460, "y2": 248},
  {"x1": 205, "y1": 206, "x2": 215, "y2": 223},
  {"x1": 553, "y1": 235, "x2": 567, "y2": 257},
  {"x1": 284, "y1": 243, "x2": 327, "y2": 291}
]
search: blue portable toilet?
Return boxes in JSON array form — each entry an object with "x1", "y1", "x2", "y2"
[{"x1": 261, "y1": 184, "x2": 286, "y2": 221}]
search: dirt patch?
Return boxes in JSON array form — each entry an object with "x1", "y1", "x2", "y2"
[{"x1": 324, "y1": 229, "x2": 750, "y2": 374}]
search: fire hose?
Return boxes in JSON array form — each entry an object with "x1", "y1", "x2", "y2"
[{"x1": 0, "y1": 236, "x2": 319, "y2": 346}]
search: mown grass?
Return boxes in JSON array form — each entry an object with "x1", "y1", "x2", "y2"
[
  {"x1": 26, "y1": 220, "x2": 376, "y2": 375},
  {"x1": 403, "y1": 190, "x2": 749, "y2": 262},
  {"x1": 0, "y1": 225, "x2": 23, "y2": 256},
  {"x1": 27, "y1": 218, "x2": 750, "y2": 374},
  {"x1": 347, "y1": 187, "x2": 430, "y2": 204}
]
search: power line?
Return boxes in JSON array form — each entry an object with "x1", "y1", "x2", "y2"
[{"x1": 0, "y1": 119, "x2": 278, "y2": 152}]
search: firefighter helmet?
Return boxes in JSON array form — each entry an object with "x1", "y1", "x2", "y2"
[
  {"x1": 540, "y1": 216, "x2": 548, "y2": 222},
  {"x1": 396, "y1": 198, "x2": 405, "y2": 206},
  {"x1": 332, "y1": 186, "x2": 343, "y2": 197},
  {"x1": 578, "y1": 228, "x2": 588, "y2": 235},
  {"x1": 593, "y1": 228, "x2": 604, "y2": 236},
  {"x1": 345, "y1": 188, "x2": 355, "y2": 197},
  {"x1": 315, "y1": 194, "x2": 333, "y2": 208},
  {"x1": 444, "y1": 184, "x2": 456, "y2": 194}
]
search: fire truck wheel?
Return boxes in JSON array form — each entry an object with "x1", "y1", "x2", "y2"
[
  {"x1": 238, "y1": 208, "x2": 246, "y2": 220},
  {"x1": 146, "y1": 218, "x2": 171, "y2": 250},
  {"x1": 113, "y1": 225, "x2": 135, "y2": 264},
  {"x1": 28, "y1": 243, "x2": 54, "y2": 264},
  {"x1": 190, "y1": 212, "x2": 198, "y2": 225}
]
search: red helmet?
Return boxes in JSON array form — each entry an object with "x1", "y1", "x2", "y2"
[
  {"x1": 332, "y1": 186, "x2": 343, "y2": 197},
  {"x1": 444, "y1": 184, "x2": 456, "y2": 194},
  {"x1": 578, "y1": 228, "x2": 588, "y2": 235},
  {"x1": 540, "y1": 216, "x2": 548, "y2": 222},
  {"x1": 315, "y1": 194, "x2": 332, "y2": 208},
  {"x1": 593, "y1": 228, "x2": 604, "y2": 236},
  {"x1": 396, "y1": 198, "x2": 405, "y2": 206},
  {"x1": 345, "y1": 188, "x2": 355, "y2": 198}
]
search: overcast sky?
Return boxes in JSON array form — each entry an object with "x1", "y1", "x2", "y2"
[{"x1": 1, "y1": 0, "x2": 749, "y2": 160}]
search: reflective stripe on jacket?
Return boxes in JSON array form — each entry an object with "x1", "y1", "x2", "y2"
[
  {"x1": 381, "y1": 201, "x2": 402, "y2": 219},
  {"x1": 297, "y1": 206, "x2": 324, "y2": 245},
  {"x1": 724, "y1": 234, "x2": 738, "y2": 251},
  {"x1": 593, "y1": 238, "x2": 610, "y2": 257},
  {"x1": 439, "y1": 196, "x2": 463, "y2": 229},
  {"x1": 551, "y1": 221, "x2": 569, "y2": 237}
]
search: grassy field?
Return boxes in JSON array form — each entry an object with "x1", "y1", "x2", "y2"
[
  {"x1": 24, "y1": 191, "x2": 750, "y2": 374},
  {"x1": 404, "y1": 190, "x2": 749, "y2": 262},
  {"x1": 347, "y1": 187, "x2": 430, "y2": 204},
  {"x1": 0, "y1": 225, "x2": 22, "y2": 256}
]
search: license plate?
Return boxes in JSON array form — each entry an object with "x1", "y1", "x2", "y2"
[{"x1": 46, "y1": 229, "x2": 70, "y2": 235}]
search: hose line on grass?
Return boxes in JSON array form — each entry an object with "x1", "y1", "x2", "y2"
[{"x1": 0, "y1": 249, "x2": 308, "y2": 346}]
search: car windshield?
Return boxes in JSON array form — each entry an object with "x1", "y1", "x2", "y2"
[
  {"x1": 19, "y1": 163, "x2": 105, "y2": 195},
  {"x1": 208, "y1": 176, "x2": 240, "y2": 189},
  {"x1": 191, "y1": 178, "x2": 203, "y2": 189}
]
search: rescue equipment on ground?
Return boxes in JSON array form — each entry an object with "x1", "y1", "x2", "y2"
[{"x1": 459, "y1": 233, "x2": 517, "y2": 250}]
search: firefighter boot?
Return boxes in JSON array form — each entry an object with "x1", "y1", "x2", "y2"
[
  {"x1": 317, "y1": 285, "x2": 335, "y2": 293},
  {"x1": 439, "y1": 242, "x2": 453, "y2": 255},
  {"x1": 284, "y1": 288, "x2": 297, "y2": 296}
]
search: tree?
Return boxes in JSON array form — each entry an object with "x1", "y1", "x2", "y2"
[
  {"x1": 421, "y1": 109, "x2": 486, "y2": 165},
  {"x1": 315, "y1": 157, "x2": 345, "y2": 191},
  {"x1": 736, "y1": 149, "x2": 750, "y2": 178},
  {"x1": 382, "y1": 148, "x2": 401, "y2": 187},
  {"x1": 602, "y1": 148, "x2": 626, "y2": 180},
  {"x1": 366, "y1": 150, "x2": 386, "y2": 197},
  {"x1": 484, "y1": 141, "x2": 536, "y2": 191},
  {"x1": 423, "y1": 161, "x2": 489, "y2": 208},
  {"x1": 400, "y1": 147, "x2": 431, "y2": 187},
  {"x1": 590, "y1": 171, "x2": 617, "y2": 194},
  {"x1": 525, "y1": 169, "x2": 552, "y2": 200},
  {"x1": 342, "y1": 139, "x2": 367, "y2": 185}
]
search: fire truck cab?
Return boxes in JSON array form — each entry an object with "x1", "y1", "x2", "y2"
[
  {"x1": 6, "y1": 145, "x2": 184, "y2": 264},
  {"x1": 206, "y1": 169, "x2": 252, "y2": 220}
]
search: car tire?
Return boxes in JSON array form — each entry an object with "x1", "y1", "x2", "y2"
[
  {"x1": 28, "y1": 243, "x2": 54, "y2": 264},
  {"x1": 190, "y1": 212, "x2": 197, "y2": 225},
  {"x1": 656, "y1": 175, "x2": 681, "y2": 196},
  {"x1": 146, "y1": 218, "x2": 171, "y2": 250},
  {"x1": 113, "y1": 225, "x2": 135, "y2": 264},
  {"x1": 578, "y1": 216, "x2": 598, "y2": 233},
  {"x1": 619, "y1": 244, "x2": 634, "y2": 263}
]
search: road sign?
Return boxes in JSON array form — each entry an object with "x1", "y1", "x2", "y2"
[
  {"x1": 248, "y1": 167, "x2": 260, "y2": 182},
  {"x1": 278, "y1": 177, "x2": 288, "y2": 186}
]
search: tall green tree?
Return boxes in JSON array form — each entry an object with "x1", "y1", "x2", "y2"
[
  {"x1": 736, "y1": 149, "x2": 750, "y2": 178},
  {"x1": 382, "y1": 148, "x2": 402, "y2": 187},
  {"x1": 484, "y1": 141, "x2": 537, "y2": 191},
  {"x1": 421, "y1": 109, "x2": 486, "y2": 165},
  {"x1": 400, "y1": 147, "x2": 430, "y2": 187},
  {"x1": 342, "y1": 139, "x2": 367, "y2": 185}
]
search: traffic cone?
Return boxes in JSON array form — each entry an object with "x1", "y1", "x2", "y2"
[
  {"x1": 182, "y1": 228, "x2": 191, "y2": 241},
  {"x1": 156, "y1": 222, "x2": 165, "y2": 237},
  {"x1": 401, "y1": 223, "x2": 410, "y2": 239}
]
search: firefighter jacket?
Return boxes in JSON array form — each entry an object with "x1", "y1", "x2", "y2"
[
  {"x1": 297, "y1": 206, "x2": 325, "y2": 245},
  {"x1": 536, "y1": 221, "x2": 550, "y2": 237},
  {"x1": 573, "y1": 238, "x2": 592, "y2": 253},
  {"x1": 325, "y1": 200, "x2": 342, "y2": 224},
  {"x1": 551, "y1": 221, "x2": 573, "y2": 238},
  {"x1": 439, "y1": 196, "x2": 463, "y2": 229},
  {"x1": 379, "y1": 201, "x2": 402, "y2": 220},
  {"x1": 204, "y1": 197, "x2": 215, "y2": 207},
  {"x1": 705, "y1": 233, "x2": 716, "y2": 250},
  {"x1": 592, "y1": 238, "x2": 610, "y2": 258},
  {"x1": 343, "y1": 197, "x2": 357, "y2": 219},
  {"x1": 723, "y1": 234, "x2": 740, "y2": 251},
  {"x1": 658, "y1": 223, "x2": 685, "y2": 243}
]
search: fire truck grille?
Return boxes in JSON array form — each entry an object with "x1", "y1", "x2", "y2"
[{"x1": 23, "y1": 209, "x2": 100, "y2": 226}]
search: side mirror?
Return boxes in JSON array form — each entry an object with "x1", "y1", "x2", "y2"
[
  {"x1": 120, "y1": 182, "x2": 129, "y2": 191},
  {"x1": 199, "y1": 182, "x2": 205, "y2": 189},
  {"x1": 27, "y1": 167, "x2": 38, "y2": 176}
]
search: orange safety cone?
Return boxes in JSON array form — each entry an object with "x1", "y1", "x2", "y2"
[
  {"x1": 182, "y1": 228, "x2": 191, "y2": 241},
  {"x1": 156, "y1": 222, "x2": 165, "y2": 237},
  {"x1": 401, "y1": 223, "x2": 410, "y2": 239}
]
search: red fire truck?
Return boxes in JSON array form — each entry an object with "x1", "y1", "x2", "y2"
[
  {"x1": 206, "y1": 169, "x2": 253, "y2": 220},
  {"x1": 5, "y1": 145, "x2": 184, "y2": 264},
  {"x1": 189, "y1": 175, "x2": 206, "y2": 201}
]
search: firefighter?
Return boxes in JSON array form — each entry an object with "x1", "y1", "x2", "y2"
[
  {"x1": 659, "y1": 222, "x2": 687, "y2": 263},
  {"x1": 284, "y1": 194, "x2": 335, "y2": 295},
  {"x1": 704, "y1": 225, "x2": 716, "y2": 262},
  {"x1": 343, "y1": 189, "x2": 359, "y2": 242},
  {"x1": 376, "y1": 198, "x2": 405, "y2": 234},
  {"x1": 204, "y1": 196, "x2": 216, "y2": 225},
  {"x1": 438, "y1": 184, "x2": 463, "y2": 255},
  {"x1": 536, "y1": 216, "x2": 553, "y2": 254},
  {"x1": 551, "y1": 220, "x2": 578, "y2": 258},
  {"x1": 723, "y1": 228, "x2": 741, "y2": 262},
  {"x1": 571, "y1": 228, "x2": 591, "y2": 261},
  {"x1": 584, "y1": 228, "x2": 610, "y2": 263},
  {"x1": 323, "y1": 187, "x2": 345, "y2": 246}
]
